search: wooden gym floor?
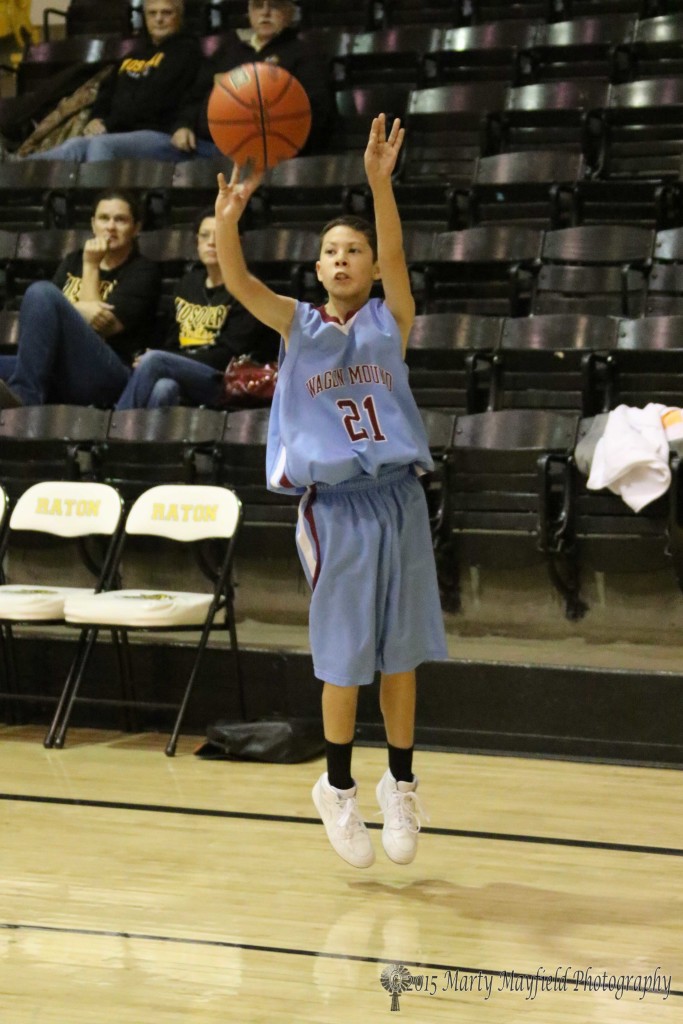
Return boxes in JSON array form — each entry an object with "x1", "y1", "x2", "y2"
[{"x1": 0, "y1": 725, "x2": 680, "y2": 1022}]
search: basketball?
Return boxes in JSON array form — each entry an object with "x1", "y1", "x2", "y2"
[{"x1": 207, "y1": 62, "x2": 312, "y2": 171}]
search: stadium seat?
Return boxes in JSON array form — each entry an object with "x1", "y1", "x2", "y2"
[
  {"x1": 423, "y1": 19, "x2": 540, "y2": 86},
  {"x1": 211, "y1": 408, "x2": 299, "y2": 541},
  {"x1": 595, "y1": 76, "x2": 683, "y2": 180},
  {"x1": 239, "y1": 227, "x2": 321, "y2": 301},
  {"x1": 483, "y1": 78, "x2": 609, "y2": 167},
  {"x1": 407, "y1": 311, "x2": 504, "y2": 412},
  {"x1": 257, "y1": 152, "x2": 369, "y2": 229},
  {"x1": 617, "y1": 13, "x2": 683, "y2": 80},
  {"x1": 380, "y1": 0, "x2": 473, "y2": 27},
  {"x1": 0, "y1": 405, "x2": 111, "y2": 501},
  {"x1": 401, "y1": 82, "x2": 509, "y2": 184},
  {"x1": 334, "y1": 26, "x2": 446, "y2": 88},
  {"x1": 492, "y1": 312, "x2": 621, "y2": 414},
  {"x1": 531, "y1": 224, "x2": 654, "y2": 316},
  {"x1": 170, "y1": 158, "x2": 236, "y2": 229},
  {"x1": 572, "y1": 413, "x2": 683, "y2": 589},
  {"x1": 0, "y1": 479, "x2": 123, "y2": 728},
  {"x1": 440, "y1": 408, "x2": 585, "y2": 618},
  {"x1": 94, "y1": 406, "x2": 227, "y2": 503},
  {"x1": 0, "y1": 162, "x2": 78, "y2": 231},
  {"x1": 8, "y1": 228, "x2": 90, "y2": 304},
  {"x1": 416, "y1": 224, "x2": 544, "y2": 316},
  {"x1": 464, "y1": 149, "x2": 584, "y2": 229},
  {"x1": 518, "y1": 14, "x2": 637, "y2": 84},
  {"x1": 331, "y1": 84, "x2": 413, "y2": 152},
  {"x1": 605, "y1": 314, "x2": 683, "y2": 407},
  {"x1": 643, "y1": 225, "x2": 683, "y2": 314},
  {"x1": 16, "y1": 34, "x2": 137, "y2": 92},
  {"x1": 46, "y1": 483, "x2": 244, "y2": 756},
  {"x1": 53, "y1": 160, "x2": 175, "y2": 230}
]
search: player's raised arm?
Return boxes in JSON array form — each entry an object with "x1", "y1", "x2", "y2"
[
  {"x1": 364, "y1": 115, "x2": 415, "y2": 353},
  {"x1": 215, "y1": 165, "x2": 296, "y2": 343}
]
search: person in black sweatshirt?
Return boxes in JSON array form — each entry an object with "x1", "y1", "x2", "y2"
[
  {"x1": 115, "y1": 208, "x2": 278, "y2": 409},
  {"x1": 107, "y1": 0, "x2": 333, "y2": 163},
  {"x1": 0, "y1": 190, "x2": 161, "y2": 408},
  {"x1": 28, "y1": 0, "x2": 201, "y2": 162}
]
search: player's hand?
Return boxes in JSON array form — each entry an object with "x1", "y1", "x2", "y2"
[
  {"x1": 364, "y1": 113, "x2": 405, "y2": 186},
  {"x1": 82, "y1": 237, "x2": 109, "y2": 266},
  {"x1": 215, "y1": 163, "x2": 263, "y2": 224},
  {"x1": 83, "y1": 118, "x2": 107, "y2": 137},
  {"x1": 171, "y1": 127, "x2": 196, "y2": 152}
]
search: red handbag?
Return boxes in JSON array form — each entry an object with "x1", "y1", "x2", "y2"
[{"x1": 221, "y1": 354, "x2": 278, "y2": 408}]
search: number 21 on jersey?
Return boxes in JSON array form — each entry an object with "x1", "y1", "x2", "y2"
[{"x1": 337, "y1": 396, "x2": 387, "y2": 443}]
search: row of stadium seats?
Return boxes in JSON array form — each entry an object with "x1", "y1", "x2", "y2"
[
  {"x1": 6, "y1": 221, "x2": 683, "y2": 315},
  {"x1": 19, "y1": 13, "x2": 683, "y2": 94},
  {"x1": 0, "y1": 404, "x2": 680, "y2": 636},
  {"x1": 45, "y1": 0, "x2": 683, "y2": 43}
]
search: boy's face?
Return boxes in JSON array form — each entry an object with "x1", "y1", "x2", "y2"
[
  {"x1": 316, "y1": 226, "x2": 380, "y2": 303},
  {"x1": 196, "y1": 216, "x2": 218, "y2": 269},
  {"x1": 91, "y1": 199, "x2": 140, "y2": 255}
]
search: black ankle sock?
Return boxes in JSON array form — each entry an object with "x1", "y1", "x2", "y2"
[
  {"x1": 326, "y1": 739, "x2": 354, "y2": 791},
  {"x1": 388, "y1": 743, "x2": 414, "y2": 784}
]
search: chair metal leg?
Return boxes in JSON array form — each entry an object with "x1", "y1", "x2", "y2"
[
  {"x1": 112, "y1": 628, "x2": 138, "y2": 733},
  {"x1": 48, "y1": 626, "x2": 101, "y2": 749},
  {"x1": 0, "y1": 623, "x2": 18, "y2": 725}
]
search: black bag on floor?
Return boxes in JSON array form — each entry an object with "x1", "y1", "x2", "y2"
[{"x1": 195, "y1": 714, "x2": 324, "y2": 763}]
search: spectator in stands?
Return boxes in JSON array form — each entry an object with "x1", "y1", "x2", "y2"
[
  {"x1": 27, "y1": 0, "x2": 200, "y2": 163},
  {"x1": 111, "y1": 0, "x2": 333, "y2": 162},
  {"x1": 0, "y1": 190, "x2": 161, "y2": 408},
  {"x1": 115, "y1": 208, "x2": 278, "y2": 409}
]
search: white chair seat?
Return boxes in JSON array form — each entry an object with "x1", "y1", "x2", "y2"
[
  {"x1": 64, "y1": 589, "x2": 215, "y2": 628},
  {"x1": 0, "y1": 585, "x2": 96, "y2": 621}
]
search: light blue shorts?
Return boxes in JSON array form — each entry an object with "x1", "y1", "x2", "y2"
[{"x1": 295, "y1": 466, "x2": 448, "y2": 686}]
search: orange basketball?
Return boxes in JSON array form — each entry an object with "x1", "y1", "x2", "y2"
[{"x1": 207, "y1": 62, "x2": 312, "y2": 171}]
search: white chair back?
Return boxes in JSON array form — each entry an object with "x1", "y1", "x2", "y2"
[
  {"x1": 9, "y1": 481, "x2": 123, "y2": 538},
  {"x1": 125, "y1": 484, "x2": 241, "y2": 542}
]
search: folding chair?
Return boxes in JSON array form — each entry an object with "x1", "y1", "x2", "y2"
[
  {"x1": 380, "y1": 0, "x2": 472, "y2": 27},
  {"x1": 0, "y1": 480, "x2": 123, "y2": 726},
  {"x1": 614, "y1": 12, "x2": 683, "y2": 80},
  {"x1": 0, "y1": 162, "x2": 78, "y2": 230},
  {"x1": 46, "y1": 483, "x2": 244, "y2": 756}
]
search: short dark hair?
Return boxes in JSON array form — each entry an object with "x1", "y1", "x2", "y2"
[
  {"x1": 319, "y1": 215, "x2": 378, "y2": 261},
  {"x1": 92, "y1": 189, "x2": 141, "y2": 224},
  {"x1": 194, "y1": 207, "x2": 216, "y2": 234}
]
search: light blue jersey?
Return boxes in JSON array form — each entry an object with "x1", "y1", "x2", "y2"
[{"x1": 266, "y1": 299, "x2": 433, "y2": 493}]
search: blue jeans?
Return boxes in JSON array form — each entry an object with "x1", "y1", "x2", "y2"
[
  {"x1": 27, "y1": 130, "x2": 222, "y2": 163},
  {"x1": 0, "y1": 281, "x2": 131, "y2": 406},
  {"x1": 115, "y1": 349, "x2": 223, "y2": 410}
]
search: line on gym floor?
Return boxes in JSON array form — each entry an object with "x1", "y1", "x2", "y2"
[
  {"x1": 1, "y1": 791, "x2": 682, "y2": 858},
  {"x1": 0, "y1": 921, "x2": 680, "y2": 999}
]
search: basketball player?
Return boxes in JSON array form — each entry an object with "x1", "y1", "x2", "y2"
[{"x1": 214, "y1": 115, "x2": 447, "y2": 869}]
